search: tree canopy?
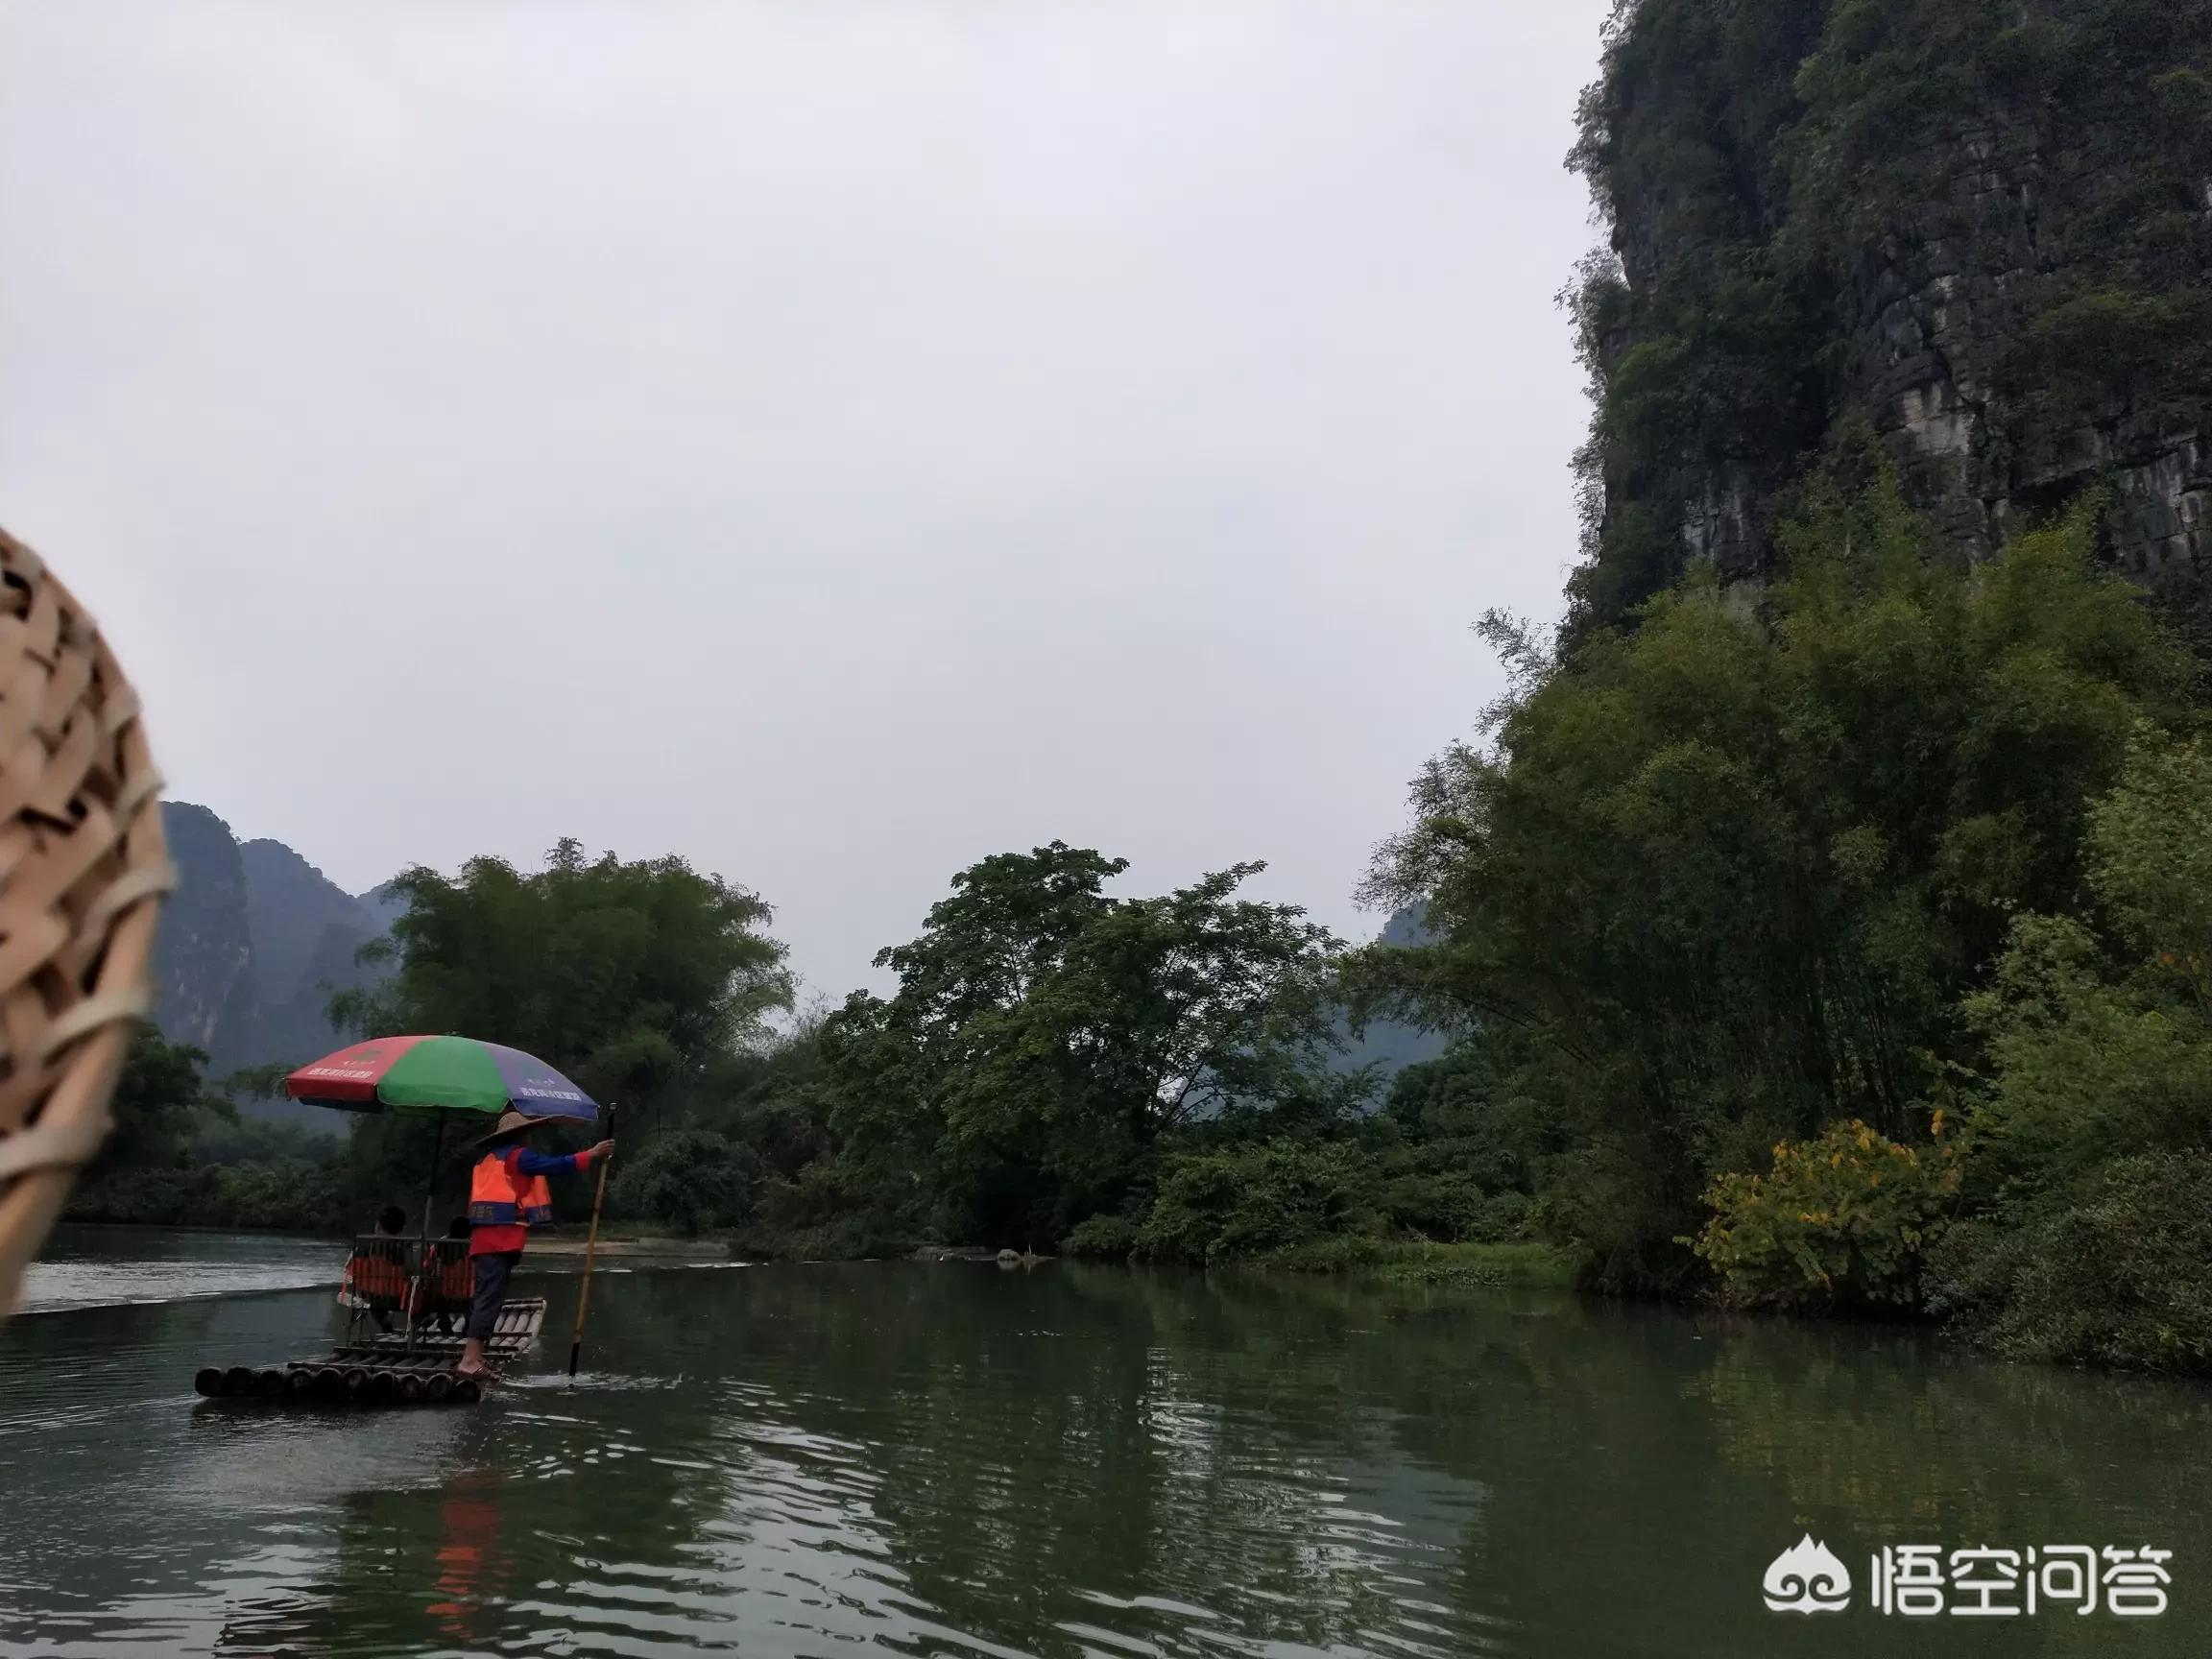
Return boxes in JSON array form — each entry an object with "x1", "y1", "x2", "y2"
[
  {"x1": 332, "y1": 838, "x2": 791, "y2": 1129},
  {"x1": 822, "y1": 843, "x2": 1344, "y2": 1245},
  {"x1": 97, "y1": 1028, "x2": 237, "y2": 1177},
  {"x1": 1362, "y1": 482, "x2": 2190, "y2": 1286}
]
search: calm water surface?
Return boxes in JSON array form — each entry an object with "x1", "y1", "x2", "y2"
[{"x1": 0, "y1": 1226, "x2": 2203, "y2": 1658}]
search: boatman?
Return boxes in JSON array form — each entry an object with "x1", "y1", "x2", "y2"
[{"x1": 458, "y1": 1110, "x2": 613, "y2": 1382}]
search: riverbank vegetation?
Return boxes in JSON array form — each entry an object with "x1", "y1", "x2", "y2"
[
  {"x1": 80, "y1": 1, "x2": 2212, "y2": 1377},
  {"x1": 84, "y1": 482, "x2": 2212, "y2": 1372},
  {"x1": 1357, "y1": 477, "x2": 2211, "y2": 1370},
  {"x1": 64, "y1": 1029, "x2": 348, "y2": 1230},
  {"x1": 732, "y1": 477, "x2": 2200, "y2": 1374}
]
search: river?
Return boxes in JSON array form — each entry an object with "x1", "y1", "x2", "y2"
[{"x1": 0, "y1": 1226, "x2": 2202, "y2": 1657}]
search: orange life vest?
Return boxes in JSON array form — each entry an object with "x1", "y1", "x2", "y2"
[{"x1": 468, "y1": 1149, "x2": 555, "y2": 1228}]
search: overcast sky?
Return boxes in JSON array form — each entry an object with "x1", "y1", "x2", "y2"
[{"x1": 1, "y1": 0, "x2": 1609, "y2": 1001}]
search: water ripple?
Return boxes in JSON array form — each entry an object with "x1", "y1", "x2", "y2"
[{"x1": 4, "y1": 1234, "x2": 2207, "y2": 1657}]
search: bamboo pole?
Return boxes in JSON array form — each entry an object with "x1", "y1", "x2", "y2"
[{"x1": 567, "y1": 1106, "x2": 613, "y2": 1379}]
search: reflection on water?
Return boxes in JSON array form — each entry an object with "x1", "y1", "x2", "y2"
[{"x1": 0, "y1": 1228, "x2": 2203, "y2": 1657}]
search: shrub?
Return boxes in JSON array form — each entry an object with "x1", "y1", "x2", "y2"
[
  {"x1": 1466, "y1": 1190, "x2": 1534, "y2": 1243},
  {"x1": 1957, "y1": 731, "x2": 2212, "y2": 1208},
  {"x1": 611, "y1": 1129, "x2": 759, "y2": 1237},
  {"x1": 1693, "y1": 1114, "x2": 1962, "y2": 1310},
  {"x1": 205, "y1": 1159, "x2": 348, "y2": 1232},
  {"x1": 1137, "y1": 1141, "x2": 1386, "y2": 1264},
  {"x1": 1059, "y1": 1214, "x2": 1141, "y2": 1259},
  {"x1": 68, "y1": 1157, "x2": 349, "y2": 1233},
  {"x1": 734, "y1": 1158, "x2": 918, "y2": 1260},
  {"x1": 1126, "y1": 1135, "x2": 1539, "y2": 1264},
  {"x1": 1926, "y1": 1153, "x2": 2212, "y2": 1374},
  {"x1": 733, "y1": 1212, "x2": 914, "y2": 1262},
  {"x1": 1960, "y1": 914, "x2": 2212, "y2": 1205},
  {"x1": 1371, "y1": 1161, "x2": 1491, "y2": 1241}
]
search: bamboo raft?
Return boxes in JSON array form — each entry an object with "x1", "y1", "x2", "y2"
[{"x1": 191, "y1": 1295, "x2": 547, "y2": 1407}]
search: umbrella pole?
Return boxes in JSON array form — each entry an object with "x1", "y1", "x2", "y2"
[
  {"x1": 421, "y1": 1112, "x2": 445, "y2": 1240},
  {"x1": 406, "y1": 1113, "x2": 445, "y2": 1356},
  {"x1": 568, "y1": 1105, "x2": 614, "y2": 1380}
]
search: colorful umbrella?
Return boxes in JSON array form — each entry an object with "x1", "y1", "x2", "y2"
[
  {"x1": 286, "y1": 1037, "x2": 605, "y2": 1361},
  {"x1": 284, "y1": 1035, "x2": 599, "y2": 1120}
]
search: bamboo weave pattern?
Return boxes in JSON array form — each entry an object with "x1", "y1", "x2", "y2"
[{"x1": 0, "y1": 529, "x2": 168, "y2": 1316}]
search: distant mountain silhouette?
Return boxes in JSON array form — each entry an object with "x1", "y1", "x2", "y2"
[
  {"x1": 1332, "y1": 902, "x2": 1448, "y2": 1081},
  {"x1": 152, "y1": 806, "x2": 1448, "y2": 1122},
  {"x1": 241, "y1": 837, "x2": 396, "y2": 1083},
  {"x1": 151, "y1": 803, "x2": 397, "y2": 1124},
  {"x1": 1179, "y1": 902, "x2": 1448, "y2": 1122}
]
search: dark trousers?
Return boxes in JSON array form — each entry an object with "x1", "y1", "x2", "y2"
[{"x1": 469, "y1": 1250, "x2": 521, "y2": 1340}]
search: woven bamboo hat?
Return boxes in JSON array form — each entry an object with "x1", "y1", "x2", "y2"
[
  {"x1": 473, "y1": 1107, "x2": 589, "y2": 1150},
  {"x1": 0, "y1": 530, "x2": 170, "y2": 1318}
]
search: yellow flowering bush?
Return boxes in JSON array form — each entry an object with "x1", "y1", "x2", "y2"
[{"x1": 1693, "y1": 1114, "x2": 1962, "y2": 1310}]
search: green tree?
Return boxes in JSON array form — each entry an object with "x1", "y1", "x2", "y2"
[
  {"x1": 1363, "y1": 487, "x2": 2188, "y2": 1286},
  {"x1": 1929, "y1": 1154, "x2": 2212, "y2": 1374},
  {"x1": 66, "y1": 1028, "x2": 355, "y2": 1233},
  {"x1": 95, "y1": 1027, "x2": 236, "y2": 1176},
  {"x1": 693, "y1": 1009, "x2": 842, "y2": 1184},
  {"x1": 823, "y1": 843, "x2": 1344, "y2": 1246},
  {"x1": 1381, "y1": 1041, "x2": 1536, "y2": 1193},
  {"x1": 1954, "y1": 726, "x2": 2212, "y2": 1207},
  {"x1": 332, "y1": 839, "x2": 791, "y2": 1133},
  {"x1": 321, "y1": 841, "x2": 790, "y2": 1228},
  {"x1": 610, "y1": 1129, "x2": 759, "y2": 1237}
]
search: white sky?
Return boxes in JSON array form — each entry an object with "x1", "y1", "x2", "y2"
[{"x1": 1, "y1": 0, "x2": 1609, "y2": 1001}]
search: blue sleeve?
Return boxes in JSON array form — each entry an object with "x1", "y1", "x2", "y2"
[{"x1": 513, "y1": 1146, "x2": 580, "y2": 1177}]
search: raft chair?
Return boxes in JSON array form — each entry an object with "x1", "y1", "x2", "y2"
[
  {"x1": 0, "y1": 530, "x2": 170, "y2": 1320},
  {"x1": 336, "y1": 1233, "x2": 475, "y2": 1348},
  {"x1": 412, "y1": 1235, "x2": 477, "y2": 1341},
  {"x1": 337, "y1": 1235, "x2": 415, "y2": 1334}
]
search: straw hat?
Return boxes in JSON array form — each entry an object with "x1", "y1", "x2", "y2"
[
  {"x1": 0, "y1": 530, "x2": 171, "y2": 1319},
  {"x1": 473, "y1": 1107, "x2": 589, "y2": 1150}
]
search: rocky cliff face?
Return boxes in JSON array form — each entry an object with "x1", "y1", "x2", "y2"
[
  {"x1": 1567, "y1": 0, "x2": 2212, "y2": 630},
  {"x1": 240, "y1": 838, "x2": 394, "y2": 1077},
  {"x1": 153, "y1": 804, "x2": 396, "y2": 1101},
  {"x1": 151, "y1": 804, "x2": 259, "y2": 1066},
  {"x1": 240, "y1": 838, "x2": 372, "y2": 1011},
  {"x1": 1835, "y1": 108, "x2": 2211, "y2": 582}
]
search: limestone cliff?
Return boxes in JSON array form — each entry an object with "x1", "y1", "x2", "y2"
[
  {"x1": 151, "y1": 804, "x2": 396, "y2": 1105},
  {"x1": 240, "y1": 838, "x2": 392, "y2": 1075},
  {"x1": 1567, "y1": 0, "x2": 2212, "y2": 631},
  {"x1": 151, "y1": 803, "x2": 260, "y2": 1068}
]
